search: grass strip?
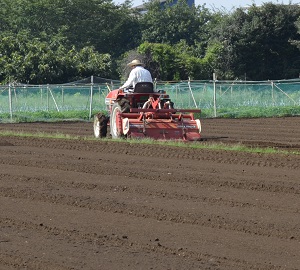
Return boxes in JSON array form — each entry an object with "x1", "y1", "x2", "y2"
[{"x1": 0, "y1": 130, "x2": 299, "y2": 156}]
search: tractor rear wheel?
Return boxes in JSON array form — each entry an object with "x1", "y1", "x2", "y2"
[{"x1": 110, "y1": 103, "x2": 123, "y2": 139}]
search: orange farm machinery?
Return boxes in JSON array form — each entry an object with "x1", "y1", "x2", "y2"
[{"x1": 93, "y1": 82, "x2": 202, "y2": 141}]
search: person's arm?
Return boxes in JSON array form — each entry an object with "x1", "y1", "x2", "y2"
[{"x1": 120, "y1": 69, "x2": 136, "y2": 89}]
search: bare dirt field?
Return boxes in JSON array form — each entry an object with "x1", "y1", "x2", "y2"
[{"x1": 0, "y1": 117, "x2": 300, "y2": 270}]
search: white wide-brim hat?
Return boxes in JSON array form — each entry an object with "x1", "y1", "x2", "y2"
[{"x1": 127, "y1": 59, "x2": 145, "y2": 67}]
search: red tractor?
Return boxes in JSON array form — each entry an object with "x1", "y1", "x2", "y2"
[{"x1": 93, "y1": 82, "x2": 202, "y2": 141}]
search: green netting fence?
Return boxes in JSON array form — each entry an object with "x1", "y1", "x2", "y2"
[{"x1": 0, "y1": 76, "x2": 299, "y2": 122}]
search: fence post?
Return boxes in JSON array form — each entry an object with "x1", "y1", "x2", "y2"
[
  {"x1": 188, "y1": 77, "x2": 198, "y2": 108},
  {"x1": 8, "y1": 83, "x2": 13, "y2": 122},
  {"x1": 62, "y1": 86, "x2": 64, "y2": 107},
  {"x1": 213, "y1": 73, "x2": 217, "y2": 117},
  {"x1": 89, "y1": 75, "x2": 94, "y2": 120},
  {"x1": 271, "y1": 81, "x2": 275, "y2": 104},
  {"x1": 47, "y1": 84, "x2": 49, "y2": 111},
  {"x1": 40, "y1": 86, "x2": 43, "y2": 106},
  {"x1": 48, "y1": 85, "x2": 60, "y2": 112},
  {"x1": 98, "y1": 85, "x2": 101, "y2": 103}
]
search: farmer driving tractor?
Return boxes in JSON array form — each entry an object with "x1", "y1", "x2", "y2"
[{"x1": 120, "y1": 59, "x2": 153, "y2": 90}]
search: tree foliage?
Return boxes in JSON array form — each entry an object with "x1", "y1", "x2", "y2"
[
  {"x1": 137, "y1": 41, "x2": 218, "y2": 80},
  {"x1": 290, "y1": 16, "x2": 300, "y2": 50},
  {"x1": 0, "y1": 31, "x2": 111, "y2": 84},
  {"x1": 0, "y1": 0, "x2": 140, "y2": 57},
  {"x1": 141, "y1": 0, "x2": 214, "y2": 53},
  {"x1": 0, "y1": 0, "x2": 299, "y2": 84},
  {"x1": 210, "y1": 3, "x2": 300, "y2": 80}
]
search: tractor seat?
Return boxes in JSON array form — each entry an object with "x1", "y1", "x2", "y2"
[{"x1": 134, "y1": 82, "x2": 154, "y2": 93}]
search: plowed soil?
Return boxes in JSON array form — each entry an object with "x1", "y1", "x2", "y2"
[{"x1": 1, "y1": 117, "x2": 300, "y2": 270}]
